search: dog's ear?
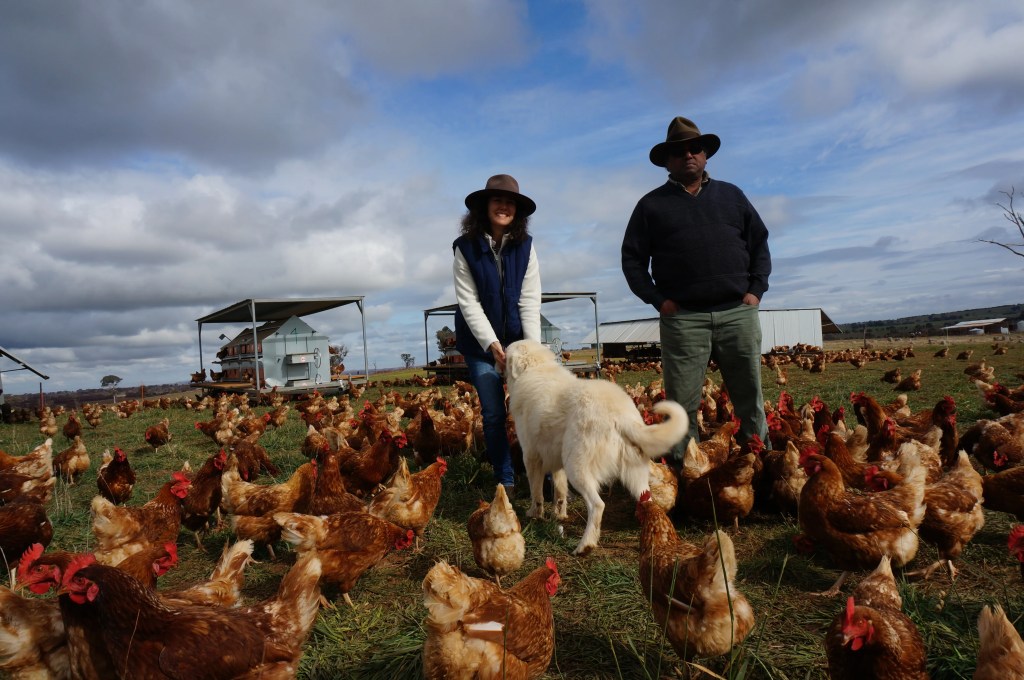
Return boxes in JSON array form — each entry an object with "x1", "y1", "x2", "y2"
[
  {"x1": 505, "y1": 347, "x2": 523, "y2": 381},
  {"x1": 506, "y1": 342, "x2": 533, "y2": 381}
]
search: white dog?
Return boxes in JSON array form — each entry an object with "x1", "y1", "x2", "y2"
[{"x1": 504, "y1": 339, "x2": 689, "y2": 555}]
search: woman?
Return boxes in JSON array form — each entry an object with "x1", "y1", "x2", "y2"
[{"x1": 453, "y1": 174, "x2": 542, "y2": 492}]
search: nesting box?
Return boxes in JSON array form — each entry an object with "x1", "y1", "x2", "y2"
[{"x1": 218, "y1": 316, "x2": 330, "y2": 388}]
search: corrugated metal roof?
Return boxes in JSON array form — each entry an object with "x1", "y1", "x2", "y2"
[
  {"x1": 940, "y1": 318, "x2": 1007, "y2": 330},
  {"x1": 582, "y1": 309, "x2": 841, "y2": 344},
  {"x1": 196, "y1": 297, "x2": 363, "y2": 324},
  {"x1": 581, "y1": 318, "x2": 659, "y2": 344}
]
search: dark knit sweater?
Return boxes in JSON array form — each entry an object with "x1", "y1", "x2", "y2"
[{"x1": 621, "y1": 178, "x2": 771, "y2": 312}]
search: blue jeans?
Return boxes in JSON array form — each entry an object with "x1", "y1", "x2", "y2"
[
  {"x1": 464, "y1": 353, "x2": 515, "y2": 486},
  {"x1": 660, "y1": 303, "x2": 768, "y2": 458}
]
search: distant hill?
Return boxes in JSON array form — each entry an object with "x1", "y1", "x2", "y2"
[
  {"x1": 2, "y1": 382, "x2": 190, "y2": 410},
  {"x1": 833, "y1": 303, "x2": 1024, "y2": 339}
]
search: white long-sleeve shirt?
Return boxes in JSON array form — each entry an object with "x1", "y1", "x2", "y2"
[{"x1": 453, "y1": 234, "x2": 542, "y2": 353}]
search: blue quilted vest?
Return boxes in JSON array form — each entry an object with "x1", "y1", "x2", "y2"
[{"x1": 453, "y1": 234, "x2": 532, "y2": 360}]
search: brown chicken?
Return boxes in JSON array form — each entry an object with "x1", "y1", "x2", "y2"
[
  {"x1": 412, "y1": 405, "x2": 443, "y2": 465},
  {"x1": 962, "y1": 415, "x2": 1024, "y2": 471},
  {"x1": 53, "y1": 435, "x2": 89, "y2": 483},
  {"x1": 275, "y1": 510, "x2": 413, "y2": 606},
  {"x1": 0, "y1": 499, "x2": 53, "y2": 574},
  {"x1": 112, "y1": 541, "x2": 179, "y2": 589},
  {"x1": 468, "y1": 484, "x2": 525, "y2": 586},
  {"x1": 301, "y1": 423, "x2": 332, "y2": 459},
  {"x1": 96, "y1": 447, "x2": 136, "y2": 505},
  {"x1": 908, "y1": 450, "x2": 985, "y2": 580},
  {"x1": 231, "y1": 513, "x2": 286, "y2": 560},
  {"x1": 144, "y1": 417, "x2": 172, "y2": 452},
  {"x1": 230, "y1": 431, "x2": 280, "y2": 481},
  {"x1": 0, "y1": 440, "x2": 55, "y2": 506},
  {"x1": 61, "y1": 411, "x2": 82, "y2": 441},
  {"x1": 824, "y1": 556, "x2": 928, "y2": 679},
  {"x1": 759, "y1": 440, "x2": 808, "y2": 515},
  {"x1": 422, "y1": 557, "x2": 560, "y2": 680},
  {"x1": 38, "y1": 411, "x2": 57, "y2": 439},
  {"x1": 101, "y1": 539, "x2": 254, "y2": 607},
  {"x1": 194, "y1": 412, "x2": 236, "y2": 448},
  {"x1": 235, "y1": 412, "x2": 271, "y2": 437},
  {"x1": 0, "y1": 438, "x2": 53, "y2": 477},
  {"x1": 55, "y1": 549, "x2": 321, "y2": 680},
  {"x1": 339, "y1": 429, "x2": 409, "y2": 497},
  {"x1": 266, "y1": 404, "x2": 290, "y2": 429},
  {"x1": 797, "y1": 450, "x2": 926, "y2": 595},
  {"x1": 0, "y1": 580, "x2": 68, "y2": 680},
  {"x1": 635, "y1": 490, "x2": 755, "y2": 660},
  {"x1": 983, "y1": 467, "x2": 1024, "y2": 520},
  {"x1": 975, "y1": 604, "x2": 1024, "y2": 680},
  {"x1": 221, "y1": 459, "x2": 317, "y2": 517},
  {"x1": 307, "y1": 449, "x2": 366, "y2": 517},
  {"x1": 368, "y1": 457, "x2": 447, "y2": 549},
  {"x1": 181, "y1": 449, "x2": 228, "y2": 547},
  {"x1": 985, "y1": 390, "x2": 1024, "y2": 417},
  {"x1": 892, "y1": 395, "x2": 959, "y2": 467},
  {"x1": 647, "y1": 458, "x2": 679, "y2": 512},
  {"x1": 17, "y1": 547, "x2": 120, "y2": 679},
  {"x1": 90, "y1": 471, "x2": 191, "y2": 566},
  {"x1": 681, "y1": 452, "x2": 756, "y2": 528},
  {"x1": 894, "y1": 368, "x2": 922, "y2": 392}
]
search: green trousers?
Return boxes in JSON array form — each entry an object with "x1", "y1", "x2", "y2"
[{"x1": 659, "y1": 303, "x2": 768, "y2": 459}]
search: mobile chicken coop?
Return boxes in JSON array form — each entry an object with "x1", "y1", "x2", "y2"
[
  {"x1": 194, "y1": 297, "x2": 369, "y2": 397},
  {"x1": 422, "y1": 292, "x2": 601, "y2": 383}
]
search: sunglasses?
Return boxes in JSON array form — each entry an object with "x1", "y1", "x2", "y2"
[{"x1": 669, "y1": 141, "x2": 704, "y2": 157}]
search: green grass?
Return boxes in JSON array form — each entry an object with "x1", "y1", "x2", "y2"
[{"x1": 2, "y1": 338, "x2": 1023, "y2": 679}]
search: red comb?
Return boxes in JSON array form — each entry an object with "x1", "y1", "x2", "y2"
[
  {"x1": 546, "y1": 556, "x2": 558, "y2": 573},
  {"x1": 845, "y1": 596, "x2": 856, "y2": 626},
  {"x1": 17, "y1": 543, "x2": 46, "y2": 577}
]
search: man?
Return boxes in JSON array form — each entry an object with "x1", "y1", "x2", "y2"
[{"x1": 621, "y1": 116, "x2": 771, "y2": 458}]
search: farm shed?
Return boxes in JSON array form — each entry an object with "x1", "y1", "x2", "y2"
[
  {"x1": 940, "y1": 318, "x2": 1008, "y2": 335},
  {"x1": 195, "y1": 297, "x2": 369, "y2": 395},
  {"x1": 0, "y1": 345, "x2": 49, "y2": 407},
  {"x1": 423, "y1": 292, "x2": 601, "y2": 378},
  {"x1": 581, "y1": 308, "x2": 840, "y2": 358}
]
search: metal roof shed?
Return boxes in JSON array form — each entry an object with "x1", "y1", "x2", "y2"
[
  {"x1": 423, "y1": 292, "x2": 601, "y2": 365},
  {"x1": 0, "y1": 345, "x2": 49, "y2": 406},
  {"x1": 582, "y1": 308, "x2": 840, "y2": 354},
  {"x1": 195, "y1": 297, "x2": 369, "y2": 391}
]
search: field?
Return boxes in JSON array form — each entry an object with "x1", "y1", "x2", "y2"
[{"x1": 2, "y1": 337, "x2": 1023, "y2": 679}]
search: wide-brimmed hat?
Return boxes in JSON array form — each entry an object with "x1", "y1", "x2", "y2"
[
  {"x1": 464, "y1": 174, "x2": 536, "y2": 216},
  {"x1": 648, "y1": 116, "x2": 721, "y2": 167}
]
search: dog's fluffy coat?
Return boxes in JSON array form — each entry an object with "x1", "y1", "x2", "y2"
[{"x1": 505, "y1": 339, "x2": 689, "y2": 555}]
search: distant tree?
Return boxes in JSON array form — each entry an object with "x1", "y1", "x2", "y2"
[
  {"x1": 401, "y1": 353, "x2": 416, "y2": 368},
  {"x1": 978, "y1": 188, "x2": 1024, "y2": 259},
  {"x1": 436, "y1": 326, "x2": 456, "y2": 353},
  {"x1": 329, "y1": 344, "x2": 349, "y2": 368},
  {"x1": 101, "y1": 374, "x2": 122, "y2": 404}
]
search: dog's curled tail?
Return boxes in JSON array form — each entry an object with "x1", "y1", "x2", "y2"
[{"x1": 624, "y1": 400, "x2": 689, "y2": 459}]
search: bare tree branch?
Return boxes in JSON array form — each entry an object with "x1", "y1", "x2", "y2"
[{"x1": 978, "y1": 187, "x2": 1024, "y2": 259}]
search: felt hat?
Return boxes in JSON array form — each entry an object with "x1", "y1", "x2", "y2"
[
  {"x1": 464, "y1": 174, "x2": 536, "y2": 216},
  {"x1": 649, "y1": 116, "x2": 721, "y2": 167}
]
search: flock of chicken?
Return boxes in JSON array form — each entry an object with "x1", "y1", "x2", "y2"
[{"x1": 1, "y1": 344, "x2": 1024, "y2": 678}]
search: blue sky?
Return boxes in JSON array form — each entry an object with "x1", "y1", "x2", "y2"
[{"x1": 1, "y1": 0, "x2": 1023, "y2": 392}]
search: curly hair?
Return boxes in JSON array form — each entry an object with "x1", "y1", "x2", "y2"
[{"x1": 459, "y1": 200, "x2": 530, "y2": 245}]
